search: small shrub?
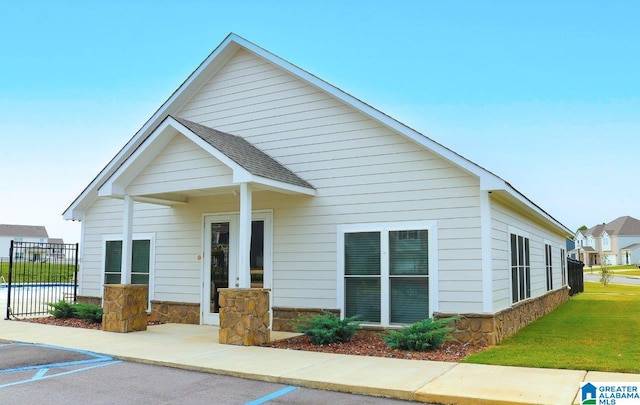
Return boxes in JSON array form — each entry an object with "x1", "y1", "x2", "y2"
[
  {"x1": 295, "y1": 311, "x2": 360, "y2": 345},
  {"x1": 73, "y1": 303, "x2": 104, "y2": 323},
  {"x1": 47, "y1": 301, "x2": 103, "y2": 323},
  {"x1": 383, "y1": 316, "x2": 459, "y2": 351},
  {"x1": 600, "y1": 267, "x2": 614, "y2": 286},
  {"x1": 48, "y1": 300, "x2": 75, "y2": 319}
]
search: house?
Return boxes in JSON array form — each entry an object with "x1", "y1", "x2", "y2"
[
  {"x1": 63, "y1": 34, "x2": 573, "y2": 345},
  {"x1": 0, "y1": 224, "x2": 49, "y2": 261},
  {"x1": 574, "y1": 216, "x2": 640, "y2": 266}
]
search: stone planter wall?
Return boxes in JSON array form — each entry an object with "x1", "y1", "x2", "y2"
[
  {"x1": 102, "y1": 284, "x2": 148, "y2": 333},
  {"x1": 149, "y1": 300, "x2": 200, "y2": 324},
  {"x1": 272, "y1": 307, "x2": 340, "y2": 332},
  {"x1": 436, "y1": 287, "x2": 570, "y2": 345},
  {"x1": 218, "y1": 288, "x2": 270, "y2": 346}
]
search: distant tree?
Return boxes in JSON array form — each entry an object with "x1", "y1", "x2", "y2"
[{"x1": 578, "y1": 225, "x2": 587, "y2": 231}]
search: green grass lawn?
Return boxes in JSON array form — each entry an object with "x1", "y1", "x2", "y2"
[
  {"x1": 0, "y1": 262, "x2": 76, "y2": 284},
  {"x1": 584, "y1": 264, "x2": 640, "y2": 277},
  {"x1": 463, "y1": 282, "x2": 640, "y2": 373}
]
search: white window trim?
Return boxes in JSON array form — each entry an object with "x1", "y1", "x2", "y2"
[
  {"x1": 509, "y1": 229, "x2": 530, "y2": 303},
  {"x1": 544, "y1": 239, "x2": 553, "y2": 291},
  {"x1": 602, "y1": 232, "x2": 611, "y2": 251},
  {"x1": 101, "y1": 233, "x2": 155, "y2": 303},
  {"x1": 337, "y1": 221, "x2": 438, "y2": 326}
]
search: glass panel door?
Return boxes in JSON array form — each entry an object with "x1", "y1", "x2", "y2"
[
  {"x1": 203, "y1": 216, "x2": 237, "y2": 325},
  {"x1": 210, "y1": 222, "x2": 230, "y2": 314},
  {"x1": 202, "y1": 212, "x2": 272, "y2": 325}
]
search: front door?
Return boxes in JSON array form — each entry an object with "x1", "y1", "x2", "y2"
[{"x1": 202, "y1": 212, "x2": 271, "y2": 325}]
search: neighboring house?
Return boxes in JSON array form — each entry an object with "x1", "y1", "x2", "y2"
[
  {"x1": 566, "y1": 238, "x2": 576, "y2": 259},
  {"x1": 47, "y1": 238, "x2": 66, "y2": 260},
  {"x1": 63, "y1": 34, "x2": 573, "y2": 345},
  {"x1": 574, "y1": 216, "x2": 640, "y2": 266},
  {"x1": 0, "y1": 224, "x2": 49, "y2": 261}
]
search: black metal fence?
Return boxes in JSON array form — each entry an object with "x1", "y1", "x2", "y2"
[
  {"x1": 4, "y1": 241, "x2": 79, "y2": 319},
  {"x1": 567, "y1": 257, "x2": 584, "y2": 296}
]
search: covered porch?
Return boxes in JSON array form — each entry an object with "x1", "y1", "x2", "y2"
[{"x1": 93, "y1": 116, "x2": 315, "y2": 343}]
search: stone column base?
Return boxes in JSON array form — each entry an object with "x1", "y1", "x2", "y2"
[
  {"x1": 218, "y1": 288, "x2": 270, "y2": 345},
  {"x1": 103, "y1": 284, "x2": 148, "y2": 333}
]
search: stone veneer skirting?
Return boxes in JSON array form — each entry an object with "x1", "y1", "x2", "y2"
[
  {"x1": 102, "y1": 284, "x2": 148, "y2": 333},
  {"x1": 435, "y1": 287, "x2": 570, "y2": 346},
  {"x1": 272, "y1": 307, "x2": 340, "y2": 332},
  {"x1": 218, "y1": 288, "x2": 270, "y2": 346},
  {"x1": 76, "y1": 295, "x2": 102, "y2": 306},
  {"x1": 149, "y1": 300, "x2": 200, "y2": 324}
]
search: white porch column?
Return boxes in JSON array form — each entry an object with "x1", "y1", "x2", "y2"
[
  {"x1": 237, "y1": 183, "x2": 252, "y2": 288},
  {"x1": 121, "y1": 194, "x2": 134, "y2": 284}
]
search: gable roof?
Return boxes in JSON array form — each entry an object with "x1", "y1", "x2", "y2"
[
  {"x1": 62, "y1": 33, "x2": 571, "y2": 237},
  {"x1": 0, "y1": 225, "x2": 48, "y2": 238},
  {"x1": 584, "y1": 216, "x2": 640, "y2": 237},
  {"x1": 174, "y1": 117, "x2": 313, "y2": 189},
  {"x1": 603, "y1": 216, "x2": 640, "y2": 236}
]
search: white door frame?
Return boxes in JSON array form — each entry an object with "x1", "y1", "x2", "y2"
[{"x1": 201, "y1": 210, "x2": 273, "y2": 325}]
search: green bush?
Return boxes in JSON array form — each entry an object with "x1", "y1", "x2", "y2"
[
  {"x1": 47, "y1": 300, "x2": 103, "y2": 323},
  {"x1": 73, "y1": 303, "x2": 104, "y2": 323},
  {"x1": 295, "y1": 311, "x2": 360, "y2": 345},
  {"x1": 48, "y1": 300, "x2": 76, "y2": 319},
  {"x1": 383, "y1": 316, "x2": 459, "y2": 351}
]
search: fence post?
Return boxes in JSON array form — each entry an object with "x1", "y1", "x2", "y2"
[{"x1": 5, "y1": 240, "x2": 14, "y2": 320}]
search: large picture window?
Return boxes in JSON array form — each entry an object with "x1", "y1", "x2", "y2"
[
  {"x1": 510, "y1": 233, "x2": 530, "y2": 303},
  {"x1": 340, "y1": 222, "x2": 433, "y2": 325}
]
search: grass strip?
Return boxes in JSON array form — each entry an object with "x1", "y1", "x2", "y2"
[{"x1": 463, "y1": 282, "x2": 640, "y2": 373}]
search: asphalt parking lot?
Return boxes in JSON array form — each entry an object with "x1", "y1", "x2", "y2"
[{"x1": 0, "y1": 343, "x2": 419, "y2": 404}]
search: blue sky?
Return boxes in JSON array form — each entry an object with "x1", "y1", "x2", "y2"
[{"x1": 1, "y1": 1, "x2": 638, "y2": 244}]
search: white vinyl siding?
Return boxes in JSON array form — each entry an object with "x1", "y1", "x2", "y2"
[
  {"x1": 80, "y1": 48, "x2": 485, "y2": 313},
  {"x1": 490, "y1": 198, "x2": 567, "y2": 311},
  {"x1": 126, "y1": 134, "x2": 233, "y2": 195}
]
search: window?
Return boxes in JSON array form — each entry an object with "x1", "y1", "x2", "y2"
[
  {"x1": 340, "y1": 222, "x2": 433, "y2": 325},
  {"x1": 510, "y1": 233, "x2": 530, "y2": 303},
  {"x1": 545, "y1": 244, "x2": 553, "y2": 291},
  {"x1": 104, "y1": 239, "x2": 151, "y2": 285},
  {"x1": 560, "y1": 248, "x2": 566, "y2": 286},
  {"x1": 602, "y1": 233, "x2": 611, "y2": 251}
]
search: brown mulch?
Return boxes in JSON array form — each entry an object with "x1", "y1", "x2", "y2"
[
  {"x1": 17, "y1": 316, "x2": 164, "y2": 330},
  {"x1": 19, "y1": 317, "x2": 487, "y2": 362},
  {"x1": 266, "y1": 331, "x2": 487, "y2": 362}
]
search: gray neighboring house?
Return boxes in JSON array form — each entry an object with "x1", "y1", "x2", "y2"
[
  {"x1": 0, "y1": 224, "x2": 49, "y2": 260},
  {"x1": 573, "y1": 216, "x2": 640, "y2": 266}
]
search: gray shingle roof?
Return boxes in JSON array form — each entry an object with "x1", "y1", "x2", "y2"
[
  {"x1": 584, "y1": 216, "x2": 640, "y2": 237},
  {"x1": 173, "y1": 117, "x2": 314, "y2": 190},
  {"x1": 0, "y1": 225, "x2": 48, "y2": 238},
  {"x1": 604, "y1": 216, "x2": 640, "y2": 236}
]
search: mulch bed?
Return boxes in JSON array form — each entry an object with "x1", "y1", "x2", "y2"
[
  {"x1": 17, "y1": 316, "x2": 164, "y2": 330},
  {"x1": 266, "y1": 331, "x2": 487, "y2": 362},
  {"x1": 19, "y1": 317, "x2": 487, "y2": 362}
]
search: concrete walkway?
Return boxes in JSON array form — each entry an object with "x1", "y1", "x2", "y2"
[{"x1": 0, "y1": 320, "x2": 638, "y2": 404}]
